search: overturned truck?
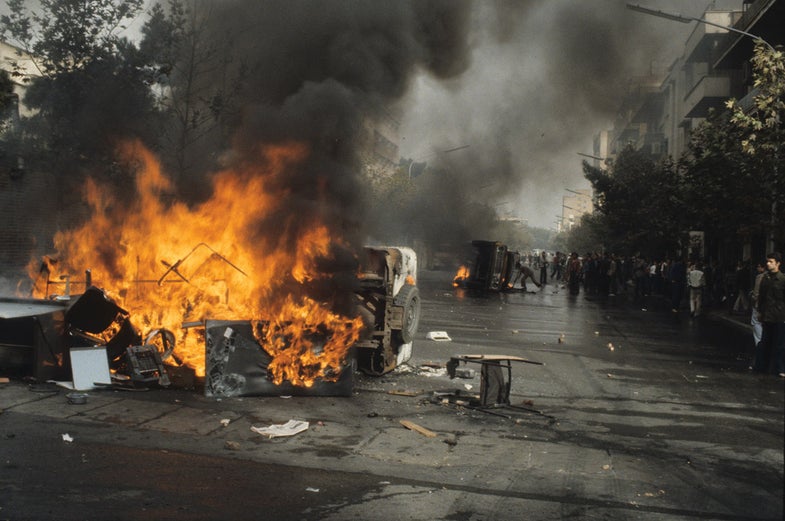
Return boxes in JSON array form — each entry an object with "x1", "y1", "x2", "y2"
[{"x1": 454, "y1": 240, "x2": 520, "y2": 292}]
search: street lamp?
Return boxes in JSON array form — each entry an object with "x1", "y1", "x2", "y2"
[{"x1": 626, "y1": 3, "x2": 776, "y2": 52}]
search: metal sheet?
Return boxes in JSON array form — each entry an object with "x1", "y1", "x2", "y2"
[{"x1": 204, "y1": 320, "x2": 353, "y2": 398}]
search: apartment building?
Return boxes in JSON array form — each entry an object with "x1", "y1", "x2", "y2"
[{"x1": 599, "y1": 0, "x2": 784, "y2": 163}]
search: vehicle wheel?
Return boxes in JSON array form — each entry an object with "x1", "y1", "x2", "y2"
[{"x1": 394, "y1": 285, "x2": 421, "y2": 344}]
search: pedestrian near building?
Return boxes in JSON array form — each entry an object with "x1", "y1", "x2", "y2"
[
  {"x1": 733, "y1": 260, "x2": 751, "y2": 314},
  {"x1": 751, "y1": 252, "x2": 785, "y2": 377},
  {"x1": 750, "y1": 261, "x2": 766, "y2": 350},
  {"x1": 687, "y1": 262, "x2": 706, "y2": 317},
  {"x1": 566, "y1": 252, "x2": 582, "y2": 295},
  {"x1": 670, "y1": 258, "x2": 687, "y2": 312},
  {"x1": 539, "y1": 251, "x2": 548, "y2": 286}
]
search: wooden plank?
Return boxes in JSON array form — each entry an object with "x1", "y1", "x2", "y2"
[{"x1": 399, "y1": 420, "x2": 437, "y2": 438}]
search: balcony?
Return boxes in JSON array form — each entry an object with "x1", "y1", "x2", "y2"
[{"x1": 683, "y1": 75, "x2": 731, "y2": 118}]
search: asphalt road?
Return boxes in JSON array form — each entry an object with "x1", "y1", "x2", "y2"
[{"x1": 1, "y1": 269, "x2": 783, "y2": 521}]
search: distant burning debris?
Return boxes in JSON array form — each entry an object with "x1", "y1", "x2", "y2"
[{"x1": 453, "y1": 265, "x2": 470, "y2": 287}]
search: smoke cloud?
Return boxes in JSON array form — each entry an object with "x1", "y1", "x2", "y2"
[{"x1": 399, "y1": 0, "x2": 725, "y2": 231}]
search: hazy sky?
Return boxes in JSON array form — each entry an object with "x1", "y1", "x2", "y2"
[{"x1": 397, "y1": 0, "x2": 722, "y2": 228}]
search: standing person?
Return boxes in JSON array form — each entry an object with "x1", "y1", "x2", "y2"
[
  {"x1": 687, "y1": 262, "x2": 706, "y2": 317},
  {"x1": 551, "y1": 252, "x2": 563, "y2": 282},
  {"x1": 670, "y1": 258, "x2": 687, "y2": 313},
  {"x1": 566, "y1": 252, "x2": 582, "y2": 295},
  {"x1": 750, "y1": 261, "x2": 766, "y2": 352},
  {"x1": 751, "y1": 252, "x2": 785, "y2": 377},
  {"x1": 733, "y1": 260, "x2": 751, "y2": 314},
  {"x1": 607, "y1": 253, "x2": 618, "y2": 296},
  {"x1": 539, "y1": 251, "x2": 548, "y2": 286}
]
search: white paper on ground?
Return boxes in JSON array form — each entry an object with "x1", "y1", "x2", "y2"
[
  {"x1": 426, "y1": 331, "x2": 451, "y2": 341},
  {"x1": 251, "y1": 419, "x2": 310, "y2": 438}
]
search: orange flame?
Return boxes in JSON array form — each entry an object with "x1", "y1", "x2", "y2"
[
  {"x1": 27, "y1": 139, "x2": 363, "y2": 385},
  {"x1": 453, "y1": 265, "x2": 469, "y2": 287}
]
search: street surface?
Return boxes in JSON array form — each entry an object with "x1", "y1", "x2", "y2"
[{"x1": 1, "y1": 269, "x2": 783, "y2": 520}]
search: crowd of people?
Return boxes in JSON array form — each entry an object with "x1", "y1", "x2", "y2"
[{"x1": 512, "y1": 250, "x2": 785, "y2": 378}]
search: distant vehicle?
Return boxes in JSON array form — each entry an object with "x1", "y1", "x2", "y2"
[{"x1": 454, "y1": 240, "x2": 519, "y2": 292}]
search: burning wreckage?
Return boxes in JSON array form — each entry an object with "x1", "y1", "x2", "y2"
[
  {"x1": 0, "y1": 245, "x2": 421, "y2": 398},
  {"x1": 453, "y1": 240, "x2": 521, "y2": 292}
]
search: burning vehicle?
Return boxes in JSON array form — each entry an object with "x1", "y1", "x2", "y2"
[
  {"x1": 353, "y1": 246, "x2": 420, "y2": 376},
  {"x1": 453, "y1": 240, "x2": 519, "y2": 292},
  {"x1": 0, "y1": 142, "x2": 421, "y2": 397}
]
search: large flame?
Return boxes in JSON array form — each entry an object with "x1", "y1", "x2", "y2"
[{"x1": 27, "y1": 139, "x2": 363, "y2": 385}]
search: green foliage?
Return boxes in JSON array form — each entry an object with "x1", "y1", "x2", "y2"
[
  {"x1": 583, "y1": 146, "x2": 683, "y2": 257},
  {"x1": 0, "y1": 0, "x2": 154, "y2": 186},
  {"x1": 1, "y1": 0, "x2": 144, "y2": 76},
  {"x1": 680, "y1": 109, "x2": 770, "y2": 240}
]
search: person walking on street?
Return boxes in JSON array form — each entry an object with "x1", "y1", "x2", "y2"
[
  {"x1": 566, "y1": 252, "x2": 582, "y2": 295},
  {"x1": 750, "y1": 261, "x2": 766, "y2": 351},
  {"x1": 751, "y1": 252, "x2": 785, "y2": 377},
  {"x1": 670, "y1": 258, "x2": 687, "y2": 313},
  {"x1": 539, "y1": 251, "x2": 548, "y2": 286},
  {"x1": 687, "y1": 262, "x2": 706, "y2": 317}
]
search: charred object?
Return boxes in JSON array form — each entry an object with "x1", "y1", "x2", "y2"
[
  {"x1": 353, "y1": 247, "x2": 421, "y2": 376},
  {"x1": 454, "y1": 240, "x2": 519, "y2": 292}
]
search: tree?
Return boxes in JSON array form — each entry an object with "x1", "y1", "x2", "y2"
[
  {"x1": 583, "y1": 146, "x2": 683, "y2": 257},
  {"x1": 725, "y1": 40, "x2": 785, "y2": 250},
  {"x1": 0, "y1": 0, "x2": 156, "y2": 203},
  {"x1": 139, "y1": 0, "x2": 245, "y2": 194},
  {"x1": 679, "y1": 109, "x2": 770, "y2": 242}
]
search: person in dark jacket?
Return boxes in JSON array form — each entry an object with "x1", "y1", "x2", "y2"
[
  {"x1": 751, "y1": 252, "x2": 785, "y2": 377},
  {"x1": 669, "y1": 258, "x2": 687, "y2": 312}
]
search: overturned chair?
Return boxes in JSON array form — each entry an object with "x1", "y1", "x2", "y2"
[{"x1": 445, "y1": 354, "x2": 546, "y2": 418}]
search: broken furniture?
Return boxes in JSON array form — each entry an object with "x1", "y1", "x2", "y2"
[
  {"x1": 445, "y1": 354, "x2": 545, "y2": 418},
  {"x1": 0, "y1": 297, "x2": 70, "y2": 381}
]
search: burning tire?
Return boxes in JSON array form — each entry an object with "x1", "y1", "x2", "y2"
[{"x1": 394, "y1": 284, "x2": 420, "y2": 344}]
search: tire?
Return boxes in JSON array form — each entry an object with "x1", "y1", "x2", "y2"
[{"x1": 394, "y1": 285, "x2": 421, "y2": 344}]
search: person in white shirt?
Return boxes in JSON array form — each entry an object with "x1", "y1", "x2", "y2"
[{"x1": 687, "y1": 262, "x2": 706, "y2": 317}]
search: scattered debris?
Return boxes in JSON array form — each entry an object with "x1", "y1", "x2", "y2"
[
  {"x1": 224, "y1": 440, "x2": 241, "y2": 451},
  {"x1": 607, "y1": 343, "x2": 614, "y2": 351},
  {"x1": 602, "y1": 464, "x2": 611, "y2": 470},
  {"x1": 419, "y1": 366, "x2": 447, "y2": 377},
  {"x1": 594, "y1": 331, "x2": 600, "y2": 336},
  {"x1": 453, "y1": 367, "x2": 476, "y2": 379},
  {"x1": 62, "y1": 433, "x2": 74, "y2": 443},
  {"x1": 66, "y1": 392, "x2": 88, "y2": 405},
  {"x1": 305, "y1": 487, "x2": 320, "y2": 493},
  {"x1": 426, "y1": 331, "x2": 452, "y2": 341},
  {"x1": 400, "y1": 420, "x2": 437, "y2": 438},
  {"x1": 250, "y1": 419, "x2": 309, "y2": 438},
  {"x1": 0, "y1": 377, "x2": 9, "y2": 384},
  {"x1": 387, "y1": 390, "x2": 421, "y2": 397},
  {"x1": 367, "y1": 412, "x2": 379, "y2": 417},
  {"x1": 220, "y1": 418, "x2": 231, "y2": 427},
  {"x1": 558, "y1": 334, "x2": 565, "y2": 344}
]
